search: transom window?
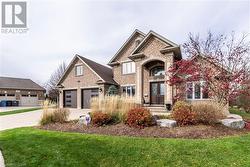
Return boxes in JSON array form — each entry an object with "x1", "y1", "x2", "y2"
[
  {"x1": 75, "y1": 65, "x2": 83, "y2": 76},
  {"x1": 122, "y1": 86, "x2": 135, "y2": 97},
  {"x1": 186, "y1": 81, "x2": 209, "y2": 100},
  {"x1": 150, "y1": 66, "x2": 165, "y2": 76},
  {"x1": 122, "y1": 62, "x2": 135, "y2": 74}
]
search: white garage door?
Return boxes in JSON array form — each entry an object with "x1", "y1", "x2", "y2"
[
  {"x1": 0, "y1": 94, "x2": 16, "y2": 101},
  {"x1": 20, "y1": 95, "x2": 38, "y2": 106}
]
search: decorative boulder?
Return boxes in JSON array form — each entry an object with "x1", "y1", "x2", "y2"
[
  {"x1": 221, "y1": 119, "x2": 245, "y2": 129},
  {"x1": 156, "y1": 119, "x2": 177, "y2": 128},
  {"x1": 227, "y1": 114, "x2": 243, "y2": 120}
]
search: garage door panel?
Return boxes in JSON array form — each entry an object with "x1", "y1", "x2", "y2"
[
  {"x1": 20, "y1": 96, "x2": 38, "y2": 106},
  {"x1": 82, "y1": 88, "x2": 98, "y2": 109},
  {"x1": 64, "y1": 90, "x2": 77, "y2": 108}
]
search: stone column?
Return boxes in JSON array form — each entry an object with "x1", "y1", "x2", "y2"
[
  {"x1": 77, "y1": 87, "x2": 81, "y2": 109},
  {"x1": 59, "y1": 89, "x2": 64, "y2": 108},
  {"x1": 165, "y1": 54, "x2": 173, "y2": 105},
  {"x1": 136, "y1": 64, "x2": 142, "y2": 104}
]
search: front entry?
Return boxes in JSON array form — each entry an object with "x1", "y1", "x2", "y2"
[{"x1": 150, "y1": 82, "x2": 164, "y2": 105}]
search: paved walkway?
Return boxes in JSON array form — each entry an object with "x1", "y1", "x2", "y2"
[{"x1": 0, "y1": 108, "x2": 89, "y2": 131}]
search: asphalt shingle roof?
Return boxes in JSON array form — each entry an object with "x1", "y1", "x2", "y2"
[
  {"x1": 0, "y1": 77, "x2": 45, "y2": 91},
  {"x1": 78, "y1": 55, "x2": 117, "y2": 85}
]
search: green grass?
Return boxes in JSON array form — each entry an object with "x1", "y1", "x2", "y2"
[
  {"x1": 229, "y1": 107, "x2": 250, "y2": 121},
  {"x1": 0, "y1": 107, "x2": 41, "y2": 116},
  {"x1": 0, "y1": 128, "x2": 250, "y2": 167}
]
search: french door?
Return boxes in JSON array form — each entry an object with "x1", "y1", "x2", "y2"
[{"x1": 150, "y1": 82, "x2": 164, "y2": 104}]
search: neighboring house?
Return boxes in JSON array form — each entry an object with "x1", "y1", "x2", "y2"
[
  {"x1": 0, "y1": 77, "x2": 46, "y2": 106},
  {"x1": 58, "y1": 29, "x2": 184, "y2": 110}
]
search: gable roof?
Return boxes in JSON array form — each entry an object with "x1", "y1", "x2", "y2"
[
  {"x1": 0, "y1": 77, "x2": 45, "y2": 91},
  {"x1": 131, "y1": 30, "x2": 179, "y2": 55},
  {"x1": 58, "y1": 55, "x2": 117, "y2": 86},
  {"x1": 108, "y1": 29, "x2": 146, "y2": 65},
  {"x1": 77, "y1": 55, "x2": 117, "y2": 85}
]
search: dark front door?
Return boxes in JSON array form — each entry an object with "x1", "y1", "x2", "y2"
[
  {"x1": 63, "y1": 90, "x2": 77, "y2": 108},
  {"x1": 81, "y1": 88, "x2": 99, "y2": 109},
  {"x1": 150, "y1": 82, "x2": 164, "y2": 104}
]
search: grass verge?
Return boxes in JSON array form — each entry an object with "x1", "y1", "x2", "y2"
[
  {"x1": 229, "y1": 107, "x2": 250, "y2": 120},
  {"x1": 0, "y1": 107, "x2": 41, "y2": 116},
  {"x1": 0, "y1": 127, "x2": 250, "y2": 167}
]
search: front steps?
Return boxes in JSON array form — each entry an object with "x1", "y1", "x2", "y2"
[{"x1": 144, "y1": 105, "x2": 170, "y2": 113}]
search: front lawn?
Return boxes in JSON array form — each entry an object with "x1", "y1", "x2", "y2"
[
  {"x1": 0, "y1": 107, "x2": 41, "y2": 116},
  {"x1": 230, "y1": 107, "x2": 250, "y2": 121},
  {"x1": 0, "y1": 128, "x2": 250, "y2": 167}
]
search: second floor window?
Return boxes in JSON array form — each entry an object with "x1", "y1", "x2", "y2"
[
  {"x1": 122, "y1": 62, "x2": 135, "y2": 74},
  {"x1": 75, "y1": 65, "x2": 83, "y2": 76}
]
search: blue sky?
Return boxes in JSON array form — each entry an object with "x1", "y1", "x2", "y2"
[{"x1": 0, "y1": 0, "x2": 249, "y2": 85}]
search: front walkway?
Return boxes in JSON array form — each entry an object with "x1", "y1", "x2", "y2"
[{"x1": 0, "y1": 109, "x2": 89, "y2": 131}]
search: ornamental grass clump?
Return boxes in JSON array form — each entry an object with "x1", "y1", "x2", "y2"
[
  {"x1": 40, "y1": 101, "x2": 70, "y2": 125},
  {"x1": 172, "y1": 101, "x2": 196, "y2": 126},
  {"x1": 90, "y1": 95, "x2": 140, "y2": 123},
  {"x1": 192, "y1": 101, "x2": 226, "y2": 125},
  {"x1": 125, "y1": 107, "x2": 154, "y2": 128}
]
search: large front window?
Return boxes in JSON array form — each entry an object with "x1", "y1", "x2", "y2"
[
  {"x1": 186, "y1": 81, "x2": 209, "y2": 100},
  {"x1": 122, "y1": 86, "x2": 135, "y2": 96},
  {"x1": 122, "y1": 62, "x2": 135, "y2": 74}
]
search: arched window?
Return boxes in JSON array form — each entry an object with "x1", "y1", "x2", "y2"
[{"x1": 150, "y1": 66, "x2": 164, "y2": 76}]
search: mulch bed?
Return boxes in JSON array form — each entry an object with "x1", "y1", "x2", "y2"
[{"x1": 38, "y1": 122, "x2": 249, "y2": 139}]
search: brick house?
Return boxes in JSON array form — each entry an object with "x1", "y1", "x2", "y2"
[
  {"x1": 0, "y1": 77, "x2": 46, "y2": 106},
  {"x1": 57, "y1": 30, "x2": 210, "y2": 110}
]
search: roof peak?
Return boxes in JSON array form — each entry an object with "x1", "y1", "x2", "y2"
[{"x1": 108, "y1": 29, "x2": 146, "y2": 64}]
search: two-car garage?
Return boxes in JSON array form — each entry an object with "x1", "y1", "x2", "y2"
[{"x1": 63, "y1": 88, "x2": 99, "y2": 109}]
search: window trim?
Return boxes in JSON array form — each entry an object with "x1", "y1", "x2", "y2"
[
  {"x1": 75, "y1": 65, "x2": 83, "y2": 76},
  {"x1": 186, "y1": 81, "x2": 210, "y2": 100},
  {"x1": 122, "y1": 61, "x2": 135, "y2": 75}
]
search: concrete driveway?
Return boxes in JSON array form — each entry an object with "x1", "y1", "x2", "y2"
[
  {"x1": 0, "y1": 106, "x2": 40, "y2": 112},
  {"x1": 0, "y1": 108, "x2": 90, "y2": 131}
]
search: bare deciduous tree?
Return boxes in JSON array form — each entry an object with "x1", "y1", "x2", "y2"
[{"x1": 46, "y1": 62, "x2": 67, "y2": 102}]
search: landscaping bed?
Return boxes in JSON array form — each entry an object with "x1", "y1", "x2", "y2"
[{"x1": 39, "y1": 122, "x2": 248, "y2": 139}]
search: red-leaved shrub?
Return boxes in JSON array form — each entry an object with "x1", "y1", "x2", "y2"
[
  {"x1": 91, "y1": 112, "x2": 112, "y2": 126},
  {"x1": 172, "y1": 101, "x2": 196, "y2": 126},
  {"x1": 125, "y1": 107, "x2": 153, "y2": 128}
]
